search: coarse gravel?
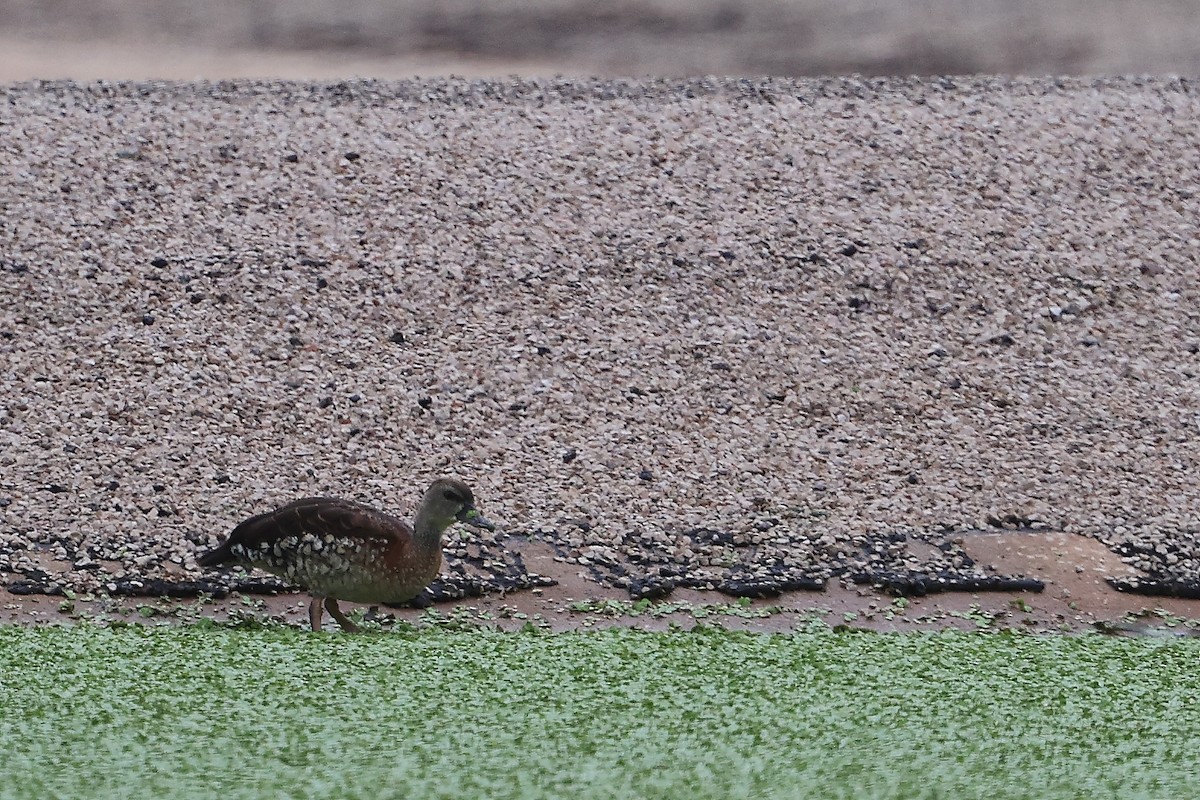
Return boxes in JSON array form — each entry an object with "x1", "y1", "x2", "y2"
[{"x1": 1, "y1": 76, "x2": 1199, "y2": 604}]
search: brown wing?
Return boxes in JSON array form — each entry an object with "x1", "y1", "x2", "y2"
[{"x1": 197, "y1": 497, "x2": 412, "y2": 567}]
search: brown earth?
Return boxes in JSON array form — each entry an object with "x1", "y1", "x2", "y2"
[{"x1": 6, "y1": 533, "x2": 1200, "y2": 634}]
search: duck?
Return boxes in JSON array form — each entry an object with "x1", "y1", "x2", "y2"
[{"x1": 197, "y1": 478, "x2": 495, "y2": 632}]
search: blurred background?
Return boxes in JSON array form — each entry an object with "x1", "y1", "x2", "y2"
[{"x1": 1, "y1": 0, "x2": 1198, "y2": 81}]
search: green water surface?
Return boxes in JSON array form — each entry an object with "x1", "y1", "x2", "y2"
[{"x1": 0, "y1": 625, "x2": 1196, "y2": 799}]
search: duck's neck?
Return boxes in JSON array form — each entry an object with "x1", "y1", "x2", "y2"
[{"x1": 412, "y1": 512, "x2": 452, "y2": 551}]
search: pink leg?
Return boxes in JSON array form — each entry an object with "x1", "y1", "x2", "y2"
[
  {"x1": 308, "y1": 597, "x2": 324, "y2": 632},
  {"x1": 325, "y1": 598, "x2": 360, "y2": 633}
]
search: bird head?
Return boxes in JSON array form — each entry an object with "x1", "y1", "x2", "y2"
[{"x1": 425, "y1": 478, "x2": 496, "y2": 531}]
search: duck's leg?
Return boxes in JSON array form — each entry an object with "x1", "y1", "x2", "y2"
[
  {"x1": 325, "y1": 598, "x2": 360, "y2": 633},
  {"x1": 308, "y1": 596, "x2": 325, "y2": 632}
]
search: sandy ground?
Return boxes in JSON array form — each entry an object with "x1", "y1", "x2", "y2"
[{"x1": 2, "y1": 76, "x2": 1200, "y2": 631}]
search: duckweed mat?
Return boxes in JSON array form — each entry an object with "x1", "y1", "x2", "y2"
[{"x1": 1, "y1": 625, "x2": 1198, "y2": 799}]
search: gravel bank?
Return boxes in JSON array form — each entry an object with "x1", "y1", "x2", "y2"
[{"x1": 1, "y1": 76, "x2": 1199, "y2": 603}]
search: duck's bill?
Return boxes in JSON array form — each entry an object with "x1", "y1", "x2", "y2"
[{"x1": 456, "y1": 505, "x2": 496, "y2": 531}]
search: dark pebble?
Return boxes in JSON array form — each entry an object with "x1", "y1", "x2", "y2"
[
  {"x1": 6, "y1": 581, "x2": 64, "y2": 596},
  {"x1": 227, "y1": 578, "x2": 291, "y2": 595},
  {"x1": 628, "y1": 577, "x2": 676, "y2": 601},
  {"x1": 685, "y1": 528, "x2": 736, "y2": 547},
  {"x1": 852, "y1": 572, "x2": 1045, "y2": 596},
  {"x1": 318, "y1": 396, "x2": 333, "y2": 409},
  {"x1": 563, "y1": 448, "x2": 578, "y2": 463},
  {"x1": 105, "y1": 580, "x2": 230, "y2": 598},
  {"x1": 142, "y1": 314, "x2": 154, "y2": 325},
  {"x1": 717, "y1": 578, "x2": 781, "y2": 599},
  {"x1": 1108, "y1": 578, "x2": 1200, "y2": 599}
]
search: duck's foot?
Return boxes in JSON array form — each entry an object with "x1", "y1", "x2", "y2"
[
  {"x1": 309, "y1": 596, "x2": 325, "y2": 632},
  {"x1": 325, "y1": 597, "x2": 361, "y2": 633},
  {"x1": 307, "y1": 596, "x2": 361, "y2": 632}
]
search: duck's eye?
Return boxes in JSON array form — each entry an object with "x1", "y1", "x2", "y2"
[{"x1": 443, "y1": 489, "x2": 463, "y2": 502}]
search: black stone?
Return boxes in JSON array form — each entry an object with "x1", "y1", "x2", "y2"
[
  {"x1": 105, "y1": 579, "x2": 229, "y2": 598},
  {"x1": 1108, "y1": 578, "x2": 1200, "y2": 599},
  {"x1": 142, "y1": 314, "x2": 155, "y2": 325},
  {"x1": 685, "y1": 528, "x2": 735, "y2": 547},
  {"x1": 717, "y1": 578, "x2": 781, "y2": 599},
  {"x1": 851, "y1": 572, "x2": 1044, "y2": 596},
  {"x1": 628, "y1": 577, "x2": 676, "y2": 601},
  {"x1": 6, "y1": 581, "x2": 63, "y2": 596},
  {"x1": 777, "y1": 576, "x2": 825, "y2": 592},
  {"x1": 230, "y1": 578, "x2": 290, "y2": 595},
  {"x1": 318, "y1": 396, "x2": 333, "y2": 409}
]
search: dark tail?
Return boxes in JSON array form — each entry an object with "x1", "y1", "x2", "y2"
[{"x1": 196, "y1": 539, "x2": 234, "y2": 568}]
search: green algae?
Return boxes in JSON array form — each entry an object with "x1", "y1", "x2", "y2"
[{"x1": 0, "y1": 625, "x2": 1197, "y2": 800}]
